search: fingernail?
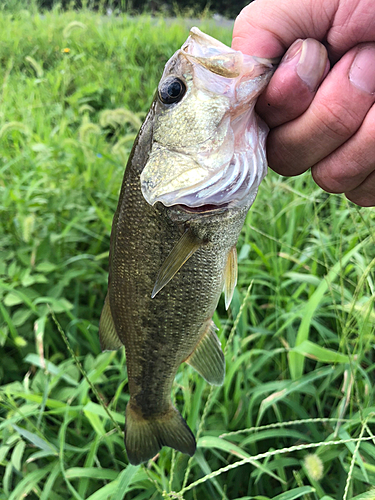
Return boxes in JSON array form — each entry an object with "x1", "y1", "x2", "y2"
[
  {"x1": 296, "y1": 39, "x2": 328, "y2": 92},
  {"x1": 282, "y1": 39, "x2": 303, "y2": 63},
  {"x1": 349, "y1": 46, "x2": 375, "y2": 94},
  {"x1": 281, "y1": 39, "x2": 328, "y2": 92}
]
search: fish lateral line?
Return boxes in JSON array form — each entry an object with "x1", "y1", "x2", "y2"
[{"x1": 151, "y1": 228, "x2": 203, "y2": 298}]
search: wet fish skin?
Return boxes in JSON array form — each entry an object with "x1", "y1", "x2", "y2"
[{"x1": 99, "y1": 28, "x2": 275, "y2": 465}]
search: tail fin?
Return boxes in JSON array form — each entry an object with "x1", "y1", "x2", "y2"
[{"x1": 125, "y1": 402, "x2": 196, "y2": 465}]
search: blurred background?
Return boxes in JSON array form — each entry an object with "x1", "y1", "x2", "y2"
[
  {"x1": 0, "y1": 2, "x2": 374, "y2": 499},
  {"x1": 2, "y1": 0, "x2": 245, "y2": 19}
]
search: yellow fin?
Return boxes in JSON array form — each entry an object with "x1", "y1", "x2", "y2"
[
  {"x1": 224, "y1": 246, "x2": 237, "y2": 310},
  {"x1": 185, "y1": 321, "x2": 225, "y2": 386},
  {"x1": 98, "y1": 294, "x2": 123, "y2": 351},
  {"x1": 151, "y1": 229, "x2": 202, "y2": 298}
]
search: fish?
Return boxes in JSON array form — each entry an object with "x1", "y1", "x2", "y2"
[{"x1": 98, "y1": 27, "x2": 276, "y2": 466}]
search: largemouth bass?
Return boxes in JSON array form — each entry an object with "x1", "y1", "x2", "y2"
[{"x1": 99, "y1": 27, "x2": 275, "y2": 465}]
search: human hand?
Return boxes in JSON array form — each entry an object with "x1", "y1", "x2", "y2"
[{"x1": 232, "y1": 0, "x2": 375, "y2": 207}]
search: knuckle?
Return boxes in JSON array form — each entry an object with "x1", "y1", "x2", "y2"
[
  {"x1": 345, "y1": 168, "x2": 375, "y2": 207},
  {"x1": 314, "y1": 97, "x2": 362, "y2": 140},
  {"x1": 345, "y1": 191, "x2": 375, "y2": 207},
  {"x1": 311, "y1": 157, "x2": 365, "y2": 194},
  {"x1": 312, "y1": 166, "x2": 345, "y2": 193}
]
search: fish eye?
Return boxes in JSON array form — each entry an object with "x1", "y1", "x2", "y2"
[{"x1": 159, "y1": 77, "x2": 186, "y2": 105}]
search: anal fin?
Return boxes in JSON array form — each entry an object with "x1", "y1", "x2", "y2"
[
  {"x1": 151, "y1": 228, "x2": 202, "y2": 298},
  {"x1": 185, "y1": 321, "x2": 225, "y2": 386},
  {"x1": 223, "y1": 246, "x2": 237, "y2": 310},
  {"x1": 99, "y1": 293, "x2": 123, "y2": 351}
]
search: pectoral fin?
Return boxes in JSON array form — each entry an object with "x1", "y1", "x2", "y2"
[
  {"x1": 185, "y1": 321, "x2": 225, "y2": 386},
  {"x1": 151, "y1": 229, "x2": 202, "y2": 298},
  {"x1": 223, "y1": 246, "x2": 237, "y2": 310},
  {"x1": 99, "y1": 294, "x2": 123, "y2": 351}
]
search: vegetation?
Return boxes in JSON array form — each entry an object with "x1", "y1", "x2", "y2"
[
  {"x1": 1, "y1": 7, "x2": 375, "y2": 500},
  {"x1": 2, "y1": 0, "x2": 248, "y2": 20}
]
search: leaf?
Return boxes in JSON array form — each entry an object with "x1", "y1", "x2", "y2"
[
  {"x1": 193, "y1": 450, "x2": 228, "y2": 500},
  {"x1": 271, "y1": 487, "x2": 316, "y2": 500},
  {"x1": 35, "y1": 261, "x2": 57, "y2": 273},
  {"x1": 291, "y1": 340, "x2": 350, "y2": 364},
  {"x1": 339, "y1": 429, "x2": 369, "y2": 483},
  {"x1": 12, "y1": 425, "x2": 58, "y2": 454},
  {"x1": 231, "y1": 487, "x2": 315, "y2": 500},
  {"x1": 111, "y1": 465, "x2": 140, "y2": 500},
  {"x1": 0, "y1": 301, "x2": 17, "y2": 345},
  {"x1": 289, "y1": 239, "x2": 368, "y2": 380},
  {"x1": 27, "y1": 450, "x2": 58, "y2": 463},
  {"x1": 0, "y1": 325, "x2": 9, "y2": 346},
  {"x1": 40, "y1": 463, "x2": 61, "y2": 500},
  {"x1": 85, "y1": 482, "x2": 117, "y2": 500},
  {"x1": 12, "y1": 308, "x2": 33, "y2": 327},
  {"x1": 0, "y1": 445, "x2": 11, "y2": 463},
  {"x1": 351, "y1": 489, "x2": 375, "y2": 500},
  {"x1": 198, "y1": 436, "x2": 286, "y2": 484},
  {"x1": 11, "y1": 439, "x2": 25, "y2": 471},
  {"x1": 198, "y1": 435, "x2": 250, "y2": 459},
  {"x1": 4, "y1": 292, "x2": 23, "y2": 307},
  {"x1": 24, "y1": 354, "x2": 79, "y2": 386},
  {"x1": 66, "y1": 467, "x2": 118, "y2": 480},
  {"x1": 82, "y1": 402, "x2": 125, "y2": 425},
  {"x1": 257, "y1": 366, "x2": 336, "y2": 423},
  {"x1": 0, "y1": 284, "x2": 38, "y2": 312},
  {"x1": 34, "y1": 297, "x2": 73, "y2": 312},
  {"x1": 0, "y1": 403, "x2": 40, "y2": 432},
  {"x1": 83, "y1": 409, "x2": 106, "y2": 437},
  {"x1": 8, "y1": 468, "x2": 50, "y2": 500}
]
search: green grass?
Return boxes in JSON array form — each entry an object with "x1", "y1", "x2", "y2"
[{"x1": 1, "y1": 7, "x2": 375, "y2": 500}]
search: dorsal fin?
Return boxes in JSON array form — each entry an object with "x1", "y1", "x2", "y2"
[
  {"x1": 223, "y1": 246, "x2": 237, "y2": 310},
  {"x1": 151, "y1": 228, "x2": 202, "y2": 298}
]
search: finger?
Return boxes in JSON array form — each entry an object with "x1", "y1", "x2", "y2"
[
  {"x1": 345, "y1": 170, "x2": 375, "y2": 207},
  {"x1": 266, "y1": 44, "x2": 375, "y2": 176},
  {"x1": 256, "y1": 39, "x2": 329, "y2": 128},
  {"x1": 232, "y1": 0, "x2": 336, "y2": 58},
  {"x1": 325, "y1": 0, "x2": 375, "y2": 62},
  {"x1": 232, "y1": 0, "x2": 375, "y2": 61},
  {"x1": 310, "y1": 99, "x2": 375, "y2": 200}
]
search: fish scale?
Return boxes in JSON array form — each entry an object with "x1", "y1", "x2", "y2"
[{"x1": 99, "y1": 27, "x2": 276, "y2": 465}]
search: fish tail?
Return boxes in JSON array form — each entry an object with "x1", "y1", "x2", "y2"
[{"x1": 125, "y1": 402, "x2": 196, "y2": 465}]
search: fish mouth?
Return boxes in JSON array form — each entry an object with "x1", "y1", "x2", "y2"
[
  {"x1": 173, "y1": 203, "x2": 228, "y2": 214},
  {"x1": 181, "y1": 27, "x2": 275, "y2": 79}
]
